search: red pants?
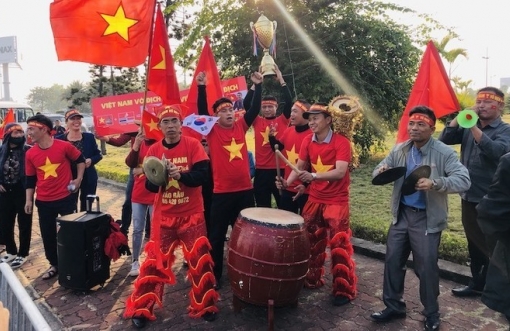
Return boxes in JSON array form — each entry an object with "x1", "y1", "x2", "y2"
[
  {"x1": 301, "y1": 201, "x2": 357, "y2": 299},
  {"x1": 124, "y1": 212, "x2": 219, "y2": 320}
]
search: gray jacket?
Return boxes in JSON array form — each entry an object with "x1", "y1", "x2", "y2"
[{"x1": 373, "y1": 138, "x2": 471, "y2": 234}]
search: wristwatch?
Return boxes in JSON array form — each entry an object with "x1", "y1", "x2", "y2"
[
  {"x1": 311, "y1": 173, "x2": 317, "y2": 181},
  {"x1": 431, "y1": 179, "x2": 439, "y2": 190}
]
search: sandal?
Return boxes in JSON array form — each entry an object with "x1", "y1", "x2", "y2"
[{"x1": 42, "y1": 266, "x2": 58, "y2": 280}]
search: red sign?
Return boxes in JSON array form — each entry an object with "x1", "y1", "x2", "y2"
[
  {"x1": 91, "y1": 92, "x2": 162, "y2": 136},
  {"x1": 180, "y1": 76, "x2": 248, "y2": 116}
]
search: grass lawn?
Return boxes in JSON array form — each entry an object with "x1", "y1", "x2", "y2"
[{"x1": 98, "y1": 116, "x2": 510, "y2": 265}]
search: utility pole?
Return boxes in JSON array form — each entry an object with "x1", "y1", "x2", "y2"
[{"x1": 482, "y1": 48, "x2": 489, "y2": 86}]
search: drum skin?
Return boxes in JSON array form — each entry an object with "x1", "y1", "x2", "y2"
[{"x1": 227, "y1": 207, "x2": 310, "y2": 307}]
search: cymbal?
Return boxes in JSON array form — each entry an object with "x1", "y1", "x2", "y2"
[
  {"x1": 372, "y1": 166, "x2": 407, "y2": 185},
  {"x1": 401, "y1": 165, "x2": 431, "y2": 196},
  {"x1": 143, "y1": 156, "x2": 168, "y2": 187}
]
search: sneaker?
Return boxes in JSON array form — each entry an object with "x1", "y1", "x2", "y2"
[
  {"x1": 10, "y1": 256, "x2": 27, "y2": 269},
  {"x1": 0, "y1": 253, "x2": 16, "y2": 264},
  {"x1": 128, "y1": 261, "x2": 140, "y2": 277}
]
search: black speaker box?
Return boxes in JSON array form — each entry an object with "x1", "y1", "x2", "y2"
[{"x1": 57, "y1": 209, "x2": 110, "y2": 290}]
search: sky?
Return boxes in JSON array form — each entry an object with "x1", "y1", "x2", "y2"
[{"x1": 1, "y1": 0, "x2": 509, "y2": 103}]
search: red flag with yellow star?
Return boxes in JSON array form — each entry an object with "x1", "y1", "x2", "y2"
[
  {"x1": 141, "y1": 110, "x2": 163, "y2": 140},
  {"x1": 184, "y1": 36, "x2": 223, "y2": 116},
  {"x1": 0, "y1": 108, "x2": 15, "y2": 137},
  {"x1": 147, "y1": 4, "x2": 181, "y2": 105},
  {"x1": 50, "y1": 0, "x2": 156, "y2": 67}
]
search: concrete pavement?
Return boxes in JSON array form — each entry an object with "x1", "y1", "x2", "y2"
[{"x1": 12, "y1": 180, "x2": 509, "y2": 330}]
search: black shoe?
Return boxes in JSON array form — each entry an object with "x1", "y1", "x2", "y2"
[
  {"x1": 370, "y1": 308, "x2": 406, "y2": 322},
  {"x1": 132, "y1": 316, "x2": 147, "y2": 328},
  {"x1": 451, "y1": 285, "x2": 482, "y2": 297},
  {"x1": 213, "y1": 282, "x2": 222, "y2": 290},
  {"x1": 424, "y1": 315, "x2": 440, "y2": 330},
  {"x1": 333, "y1": 295, "x2": 350, "y2": 306},
  {"x1": 182, "y1": 260, "x2": 189, "y2": 268},
  {"x1": 202, "y1": 312, "x2": 217, "y2": 322}
]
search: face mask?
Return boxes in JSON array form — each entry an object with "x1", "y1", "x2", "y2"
[{"x1": 9, "y1": 137, "x2": 25, "y2": 146}]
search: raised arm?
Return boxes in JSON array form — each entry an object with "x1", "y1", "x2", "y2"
[
  {"x1": 275, "y1": 65, "x2": 292, "y2": 119},
  {"x1": 243, "y1": 72, "x2": 264, "y2": 127},
  {"x1": 196, "y1": 72, "x2": 208, "y2": 116}
]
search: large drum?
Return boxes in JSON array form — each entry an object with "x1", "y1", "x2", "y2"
[{"x1": 227, "y1": 207, "x2": 310, "y2": 307}]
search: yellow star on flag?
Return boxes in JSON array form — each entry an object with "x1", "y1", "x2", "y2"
[
  {"x1": 101, "y1": 5, "x2": 139, "y2": 42},
  {"x1": 312, "y1": 156, "x2": 333, "y2": 173},
  {"x1": 223, "y1": 138, "x2": 244, "y2": 162},
  {"x1": 152, "y1": 45, "x2": 166, "y2": 70},
  {"x1": 260, "y1": 126, "x2": 277, "y2": 146},
  {"x1": 286, "y1": 145, "x2": 299, "y2": 165},
  {"x1": 38, "y1": 157, "x2": 60, "y2": 180},
  {"x1": 166, "y1": 178, "x2": 180, "y2": 190},
  {"x1": 145, "y1": 119, "x2": 159, "y2": 132}
]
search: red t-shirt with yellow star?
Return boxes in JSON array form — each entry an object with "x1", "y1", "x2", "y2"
[
  {"x1": 207, "y1": 119, "x2": 252, "y2": 193},
  {"x1": 299, "y1": 132, "x2": 351, "y2": 204},
  {"x1": 131, "y1": 141, "x2": 157, "y2": 205},
  {"x1": 253, "y1": 115, "x2": 289, "y2": 169},
  {"x1": 25, "y1": 139, "x2": 82, "y2": 202},
  {"x1": 280, "y1": 126, "x2": 311, "y2": 194},
  {"x1": 147, "y1": 136, "x2": 208, "y2": 217}
]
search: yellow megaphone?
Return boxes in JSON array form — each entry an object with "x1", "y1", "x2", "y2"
[{"x1": 457, "y1": 109, "x2": 478, "y2": 129}]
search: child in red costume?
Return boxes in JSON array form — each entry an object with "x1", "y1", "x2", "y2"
[
  {"x1": 124, "y1": 105, "x2": 218, "y2": 328},
  {"x1": 243, "y1": 65, "x2": 292, "y2": 208},
  {"x1": 282, "y1": 103, "x2": 357, "y2": 307}
]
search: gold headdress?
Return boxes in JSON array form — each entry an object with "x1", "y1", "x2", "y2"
[{"x1": 328, "y1": 95, "x2": 364, "y2": 169}]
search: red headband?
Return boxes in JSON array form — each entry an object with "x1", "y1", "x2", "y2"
[
  {"x1": 294, "y1": 101, "x2": 309, "y2": 112},
  {"x1": 477, "y1": 92, "x2": 504, "y2": 103},
  {"x1": 157, "y1": 106, "x2": 182, "y2": 121},
  {"x1": 215, "y1": 102, "x2": 233, "y2": 113},
  {"x1": 5, "y1": 124, "x2": 23, "y2": 136},
  {"x1": 409, "y1": 114, "x2": 434, "y2": 127},
  {"x1": 28, "y1": 121, "x2": 52, "y2": 132},
  {"x1": 262, "y1": 100, "x2": 278, "y2": 107}
]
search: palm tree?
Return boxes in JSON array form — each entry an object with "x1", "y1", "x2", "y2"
[{"x1": 433, "y1": 32, "x2": 468, "y2": 79}]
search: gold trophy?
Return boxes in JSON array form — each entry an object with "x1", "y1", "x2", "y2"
[{"x1": 250, "y1": 14, "x2": 277, "y2": 77}]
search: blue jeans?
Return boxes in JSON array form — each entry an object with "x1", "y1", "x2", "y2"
[{"x1": 131, "y1": 202, "x2": 153, "y2": 262}]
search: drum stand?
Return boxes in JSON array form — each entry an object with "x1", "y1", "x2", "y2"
[{"x1": 233, "y1": 295, "x2": 298, "y2": 331}]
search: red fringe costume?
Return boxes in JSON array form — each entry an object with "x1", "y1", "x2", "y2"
[
  {"x1": 124, "y1": 212, "x2": 219, "y2": 320},
  {"x1": 302, "y1": 202, "x2": 357, "y2": 300}
]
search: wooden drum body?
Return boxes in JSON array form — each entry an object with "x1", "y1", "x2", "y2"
[{"x1": 227, "y1": 207, "x2": 310, "y2": 307}]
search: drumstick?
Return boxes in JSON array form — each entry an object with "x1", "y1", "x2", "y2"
[
  {"x1": 275, "y1": 150, "x2": 301, "y2": 173},
  {"x1": 275, "y1": 144, "x2": 282, "y2": 195}
]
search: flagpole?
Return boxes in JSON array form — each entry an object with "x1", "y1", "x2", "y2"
[{"x1": 141, "y1": 0, "x2": 160, "y2": 127}]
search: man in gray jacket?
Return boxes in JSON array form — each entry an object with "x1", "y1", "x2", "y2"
[{"x1": 370, "y1": 106, "x2": 470, "y2": 331}]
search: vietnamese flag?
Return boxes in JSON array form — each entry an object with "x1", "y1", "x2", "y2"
[
  {"x1": 147, "y1": 4, "x2": 181, "y2": 106},
  {"x1": 0, "y1": 109, "x2": 15, "y2": 137},
  {"x1": 50, "y1": 0, "x2": 156, "y2": 67},
  {"x1": 141, "y1": 110, "x2": 163, "y2": 141},
  {"x1": 184, "y1": 36, "x2": 223, "y2": 116},
  {"x1": 396, "y1": 41, "x2": 460, "y2": 143}
]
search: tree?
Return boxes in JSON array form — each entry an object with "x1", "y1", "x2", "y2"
[
  {"x1": 27, "y1": 84, "x2": 67, "y2": 112},
  {"x1": 62, "y1": 80, "x2": 91, "y2": 113},
  {"x1": 433, "y1": 32, "x2": 468, "y2": 79},
  {"x1": 171, "y1": 0, "x2": 435, "y2": 161}
]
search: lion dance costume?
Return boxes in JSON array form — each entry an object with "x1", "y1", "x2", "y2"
[{"x1": 124, "y1": 107, "x2": 218, "y2": 321}]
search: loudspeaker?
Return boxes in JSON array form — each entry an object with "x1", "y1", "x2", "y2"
[{"x1": 57, "y1": 196, "x2": 110, "y2": 290}]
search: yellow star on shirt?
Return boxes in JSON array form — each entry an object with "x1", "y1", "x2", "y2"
[
  {"x1": 312, "y1": 156, "x2": 333, "y2": 173},
  {"x1": 101, "y1": 5, "x2": 139, "y2": 42},
  {"x1": 152, "y1": 45, "x2": 166, "y2": 70},
  {"x1": 38, "y1": 157, "x2": 60, "y2": 180},
  {"x1": 166, "y1": 178, "x2": 180, "y2": 190},
  {"x1": 285, "y1": 145, "x2": 299, "y2": 165},
  {"x1": 223, "y1": 138, "x2": 244, "y2": 161},
  {"x1": 260, "y1": 126, "x2": 277, "y2": 146}
]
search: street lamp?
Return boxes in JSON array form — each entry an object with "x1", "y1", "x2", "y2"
[{"x1": 482, "y1": 48, "x2": 489, "y2": 86}]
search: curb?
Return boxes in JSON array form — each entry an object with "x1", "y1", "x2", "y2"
[{"x1": 98, "y1": 177, "x2": 471, "y2": 286}]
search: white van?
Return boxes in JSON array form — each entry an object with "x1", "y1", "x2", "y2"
[{"x1": 0, "y1": 101, "x2": 36, "y2": 130}]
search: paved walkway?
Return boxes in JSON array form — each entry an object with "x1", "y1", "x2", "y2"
[{"x1": 12, "y1": 181, "x2": 509, "y2": 330}]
